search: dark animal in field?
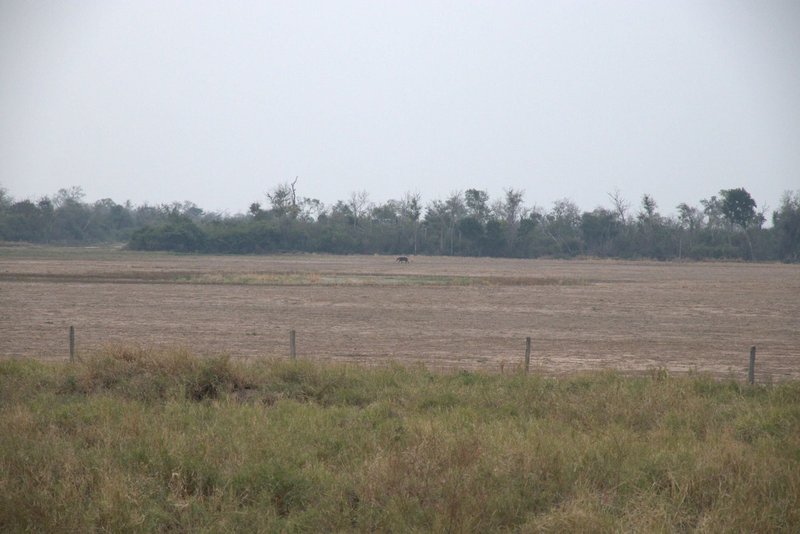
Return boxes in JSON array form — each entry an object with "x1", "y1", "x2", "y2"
[{"x1": 396, "y1": 256, "x2": 409, "y2": 263}]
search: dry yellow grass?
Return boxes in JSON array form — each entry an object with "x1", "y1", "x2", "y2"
[{"x1": 1, "y1": 347, "x2": 798, "y2": 531}]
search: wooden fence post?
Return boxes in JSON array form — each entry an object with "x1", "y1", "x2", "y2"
[
  {"x1": 290, "y1": 329, "x2": 296, "y2": 359},
  {"x1": 525, "y1": 337, "x2": 531, "y2": 374},
  {"x1": 69, "y1": 326, "x2": 75, "y2": 363},
  {"x1": 748, "y1": 346, "x2": 756, "y2": 385}
]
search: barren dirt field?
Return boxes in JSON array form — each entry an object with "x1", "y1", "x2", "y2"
[{"x1": 1, "y1": 245, "x2": 798, "y2": 380}]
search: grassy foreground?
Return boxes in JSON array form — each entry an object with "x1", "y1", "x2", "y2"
[{"x1": 1, "y1": 349, "x2": 798, "y2": 532}]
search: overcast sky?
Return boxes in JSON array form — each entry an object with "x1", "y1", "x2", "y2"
[{"x1": 2, "y1": 1, "x2": 798, "y2": 217}]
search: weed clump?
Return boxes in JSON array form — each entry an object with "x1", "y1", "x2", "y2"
[
  {"x1": 57, "y1": 346, "x2": 251, "y2": 402},
  {"x1": 186, "y1": 356, "x2": 243, "y2": 401}
]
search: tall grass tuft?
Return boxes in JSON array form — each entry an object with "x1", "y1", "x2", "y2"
[{"x1": 1, "y1": 347, "x2": 798, "y2": 532}]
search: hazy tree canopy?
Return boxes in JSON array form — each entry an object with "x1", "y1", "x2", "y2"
[
  {"x1": 400, "y1": 192, "x2": 422, "y2": 222},
  {"x1": 0, "y1": 184, "x2": 797, "y2": 262},
  {"x1": 719, "y1": 188, "x2": 759, "y2": 259},
  {"x1": 720, "y1": 188, "x2": 757, "y2": 230},
  {"x1": 267, "y1": 182, "x2": 297, "y2": 219},
  {"x1": 773, "y1": 191, "x2": 800, "y2": 262},
  {"x1": 465, "y1": 189, "x2": 490, "y2": 222},
  {"x1": 677, "y1": 203, "x2": 704, "y2": 232},
  {"x1": 701, "y1": 195, "x2": 726, "y2": 231},
  {"x1": 53, "y1": 186, "x2": 85, "y2": 208},
  {"x1": 348, "y1": 190, "x2": 371, "y2": 229},
  {"x1": 608, "y1": 189, "x2": 630, "y2": 224},
  {"x1": 581, "y1": 208, "x2": 620, "y2": 256},
  {"x1": 502, "y1": 189, "x2": 525, "y2": 226},
  {"x1": 638, "y1": 194, "x2": 659, "y2": 223}
]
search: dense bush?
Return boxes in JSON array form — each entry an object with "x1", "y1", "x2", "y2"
[{"x1": 128, "y1": 215, "x2": 207, "y2": 252}]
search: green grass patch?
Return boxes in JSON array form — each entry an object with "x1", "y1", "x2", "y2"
[{"x1": 1, "y1": 349, "x2": 798, "y2": 532}]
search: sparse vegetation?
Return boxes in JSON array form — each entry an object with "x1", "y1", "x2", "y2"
[{"x1": 2, "y1": 348, "x2": 798, "y2": 532}]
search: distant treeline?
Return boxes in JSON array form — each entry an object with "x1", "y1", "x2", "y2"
[{"x1": 2, "y1": 183, "x2": 799, "y2": 262}]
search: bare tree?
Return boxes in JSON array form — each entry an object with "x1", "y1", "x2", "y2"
[
  {"x1": 348, "y1": 190, "x2": 370, "y2": 229},
  {"x1": 608, "y1": 189, "x2": 630, "y2": 224}
]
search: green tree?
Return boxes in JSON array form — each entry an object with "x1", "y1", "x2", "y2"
[
  {"x1": 249, "y1": 202, "x2": 265, "y2": 219},
  {"x1": 458, "y1": 217, "x2": 484, "y2": 255},
  {"x1": 5, "y1": 200, "x2": 45, "y2": 241},
  {"x1": 37, "y1": 198, "x2": 55, "y2": 240},
  {"x1": 701, "y1": 195, "x2": 726, "y2": 231},
  {"x1": 676, "y1": 203, "x2": 704, "y2": 259},
  {"x1": 129, "y1": 214, "x2": 206, "y2": 252},
  {"x1": 444, "y1": 192, "x2": 466, "y2": 255},
  {"x1": 267, "y1": 181, "x2": 298, "y2": 219},
  {"x1": 581, "y1": 208, "x2": 620, "y2": 256},
  {"x1": 635, "y1": 194, "x2": 669, "y2": 259},
  {"x1": 400, "y1": 192, "x2": 422, "y2": 254},
  {"x1": 483, "y1": 219, "x2": 507, "y2": 256},
  {"x1": 424, "y1": 199, "x2": 449, "y2": 254},
  {"x1": 500, "y1": 188, "x2": 525, "y2": 254},
  {"x1": 544, "y1": 199, "x2": 582, "y2": 256},
  {"x1": 720, "y1": 188, "x2": 757, "y2": 230},
  {"x1": 638, "y1": 194, "x2": 658, "y2": 222},
  {"x1": 720, "y1": 188, "x2": 757, "y2": 258},
  {"x1": 53, "y1": 186, "x2": 85, "y2": 208},
  {"x1": 772, "y1": 190, "x2": 800, "y2": 262},
  {"x1": 371, "y1": 200, "x2": 400, "y2": 224},
  {"x1": 107, "y1": 201, "x2": 134, "y2": 235},
  {"x1": 514, "y1": 214, "x2": 543, "y2": 258},
  {"x1": 464, "y1": 189, "x2": 490, "y2": 223},
  {"x1": 52, "y1": 192, "x2": 91, "y2": 242}
]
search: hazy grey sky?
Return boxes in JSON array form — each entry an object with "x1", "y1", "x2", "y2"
[{"x1": 2, "y1": 1, "x2": 798, "y2": 216}]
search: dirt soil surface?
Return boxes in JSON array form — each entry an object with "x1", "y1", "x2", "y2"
[{"x1": 1, "y1": 246, "x2": 798, "y2": 380}]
